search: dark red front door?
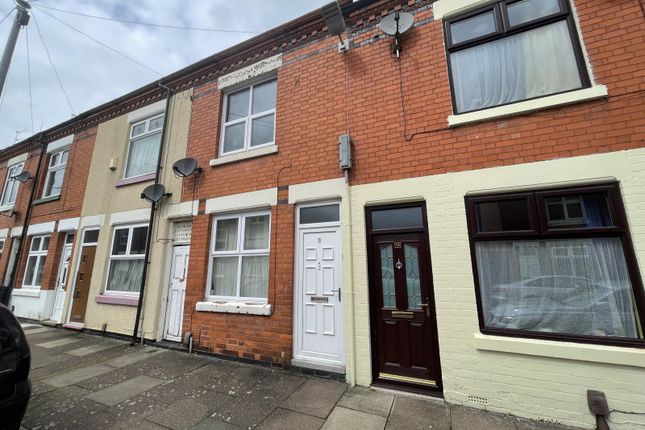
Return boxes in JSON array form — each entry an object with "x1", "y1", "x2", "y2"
[{"x1": 367, "y1": 205, "x2": 442, "y2": 393}]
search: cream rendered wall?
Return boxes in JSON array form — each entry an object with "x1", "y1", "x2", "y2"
[
  {"x1": 64, "y1": 89, "x2": 193, "y2": 338},
  {"x1": 348, "y1": 148, "x2": 645, "y2": 429}
]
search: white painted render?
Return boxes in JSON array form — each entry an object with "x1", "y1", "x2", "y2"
[
  {"x1": 109, "y1": 208, "x2": 151, "y2": 225},
  {"x1": 27, "y1": 221, "x2": 56, "y2": 236},
  {"x1": 288, "y1": 177, "x2": 347, "y2": 204},
  {"x1": 126, "y1": 99, "x2": 166, "y2": 123},
  {"x1": 58, "y1": 217, "x2": 80, "y2": 232},
  {"x1": 46, "y1": 135, "x2": 74, "y2": 153},
  {"x1": 205, "y1": 187, "x2": 278, "y2": 214},
  {"x1": 217, "y1": 54, "x2": 282, "y2": 90},
  {"x1": 347, "y1": 148, "x2": 645, "y2": 429},
  {"x1": 0, "y1": 228, "x2": 8, "y2": 239},
  {"x1": 6, "y1": 153, "x2": 27, "y2": 166},
  {"x1": 10, "y1": 227, "x2": 22, "y2": 237},
  {"x1": 209, "y1": 145, "x2": 278, "y2": 166}
]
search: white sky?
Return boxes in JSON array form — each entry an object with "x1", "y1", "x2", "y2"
[{"x1": 0, "y1": 0, "x2": 329, "y2": 148}]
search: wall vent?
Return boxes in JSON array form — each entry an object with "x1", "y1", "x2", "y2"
[
  {"x1": 467, "y1": 395, "x2": 489, "y2": 406},
  {"x1": 173, "y1": 220, "x2": 192, "y2": 244},
  {"x1": 537, "y1": 417, "x2": 565, "y2": 425}
]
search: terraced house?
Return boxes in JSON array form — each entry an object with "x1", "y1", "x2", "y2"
[{"x1": 2, "y1": 0, "x2": 644, "y2": 428}]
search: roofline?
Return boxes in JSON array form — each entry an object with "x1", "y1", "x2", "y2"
[{"x1": 0, "y1": 0, "x2": 386, "y2": 159}]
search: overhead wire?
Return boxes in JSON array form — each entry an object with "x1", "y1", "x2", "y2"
[
  {"x1": 34, "y1": 4, "x2": 262, "y2": 34},
  {"x1": 25, "y1": 26, "x2": 34, "y2": 133},
  {"x1": 0, "y1": 7, "x2": 15, "y2": 26},
  {"x1": 31, "y1": 12, "x2": 75, "y2": 116},
  {"x1": 33, "y1": 7, "x2": 162, "y2": 76}
]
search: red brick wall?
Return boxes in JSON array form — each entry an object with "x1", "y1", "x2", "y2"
[{"x1": 180, "y1": 0, "x2": 644, "y2": 364}]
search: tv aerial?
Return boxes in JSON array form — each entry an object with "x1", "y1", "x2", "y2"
[{"x1": 378, "y1": 12, "x2": 414, "y2": 59}]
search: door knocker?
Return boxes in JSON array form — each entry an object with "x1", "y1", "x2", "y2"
[{"x1": 395, "y1": 258, "x2": 403, "y2": 270}]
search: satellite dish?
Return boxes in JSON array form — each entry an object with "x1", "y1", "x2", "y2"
[
  {"x1": 141, "y1": 184, "x2": 171, "y2": 203},
  {"x1": 378, "y1": 12, "x2": 414, "y2": 58},
  {"x1": 13, "y1": 171, "x2": 31, "y2": 183},
  {"x1": 172, "y1": 157, "x2": 202, "y2": 178}
]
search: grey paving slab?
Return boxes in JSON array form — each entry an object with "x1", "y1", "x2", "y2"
[
  {"x1": 146, "y1": 398, "x2": 211, "y2": 430},
  {"x1": 337, "y1": 386, "x2": 394, "y2": 417},
  {"x1": 282, "y1": 378, "x2": 347, "y2": 418},
  {"x1": 35, "y1": 336, "x2": 81, "y2": 349},
  {"x1": 23, "y1": 391, "x2": 106, "y2": 429},
  {"x1": 20, "y1": 323, "x2": 39, "y2": 328},
  {"x1": 514, "y1": 417, "x2": 578, "y2": 430},
  {"x1": 386, "y1": 396, "x2": 451, "y2": 430},
  {"x1": 22, "y1": 327, "x2": 52, "y2": 335},
  {"x1": 66, "y1": 339, "x2": 122, "y2": 356},
  {"x1": 143, "y1": 378, "x2": 234, "y2": 410},
  {"x1": 115, "y1": 418, "x2": 171, "y2": 430},
  {"x1": 201, "y1": 364, "x2": 271, "y2": 395},
  {"x1": 86, "y1": 374, "x2": 165, "y2": 406},
  {"x1": 451, "y1": 405, "x2": 517, "y2": 430},
  {"x1": 103, "y1": 346, "x2": 166, "y2": 368},
  {"x1": 322, "y1": 406, "x2": 386, "y2": 430},
  {"x1": 191, "y1": 417, "x2": 242, "y2": 430},
  {"x1": 258, "y1": 407, "x2": 325, "y2": 430},
  {"x1": 43, "y1": 364, "x2": 114, "y2": 388},
  {"x1": 252, "y1": 371, "x2": 307, "y2": 400},
  {"x1": 110, "y1": 394, "x2": 169, "y2": 421}
]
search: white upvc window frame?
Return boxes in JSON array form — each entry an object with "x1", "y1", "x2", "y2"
[
  {"x1": 42, "y1": 148, "x2": 70, "y2": 198},
  {"x1": 219, "y1": 77, "x2": 277, "y2": 157},
  {"x1": 0, "y1": 163, "x2": 24, "y2": 208},
  {"x1": 0, "y1": 239, "x2": 5, "y2": 253},
  {"x1": 22, "y1": 235, "x2": 50, "y2": 289},
  {"x1": 124, "y1": 114, "x2": 164, "y2": 179},
  {"x1": 104, "y1": 223, "x2": 149, "y2": 296},
  {"x1": 207, "y1": 210, "x2": 271, "y2": 303}
]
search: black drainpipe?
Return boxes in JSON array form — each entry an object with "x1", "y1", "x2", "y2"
[
  {"x1": 7, "y1": 135, "x2": 47, "y2": 294},
  {"x1": 131, "y1": 83, "x2": 173, "y2": 345}
]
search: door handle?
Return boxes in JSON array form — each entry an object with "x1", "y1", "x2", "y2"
[
  {"x1": 420, "y1": 297, "x2": 430, "y2": 317},
  {"x1": 332, "y1": 288, "x2": 341, "y2": 302},
  {"x1": 74, "y1": 290, "x2": 81, "y2": 300}
]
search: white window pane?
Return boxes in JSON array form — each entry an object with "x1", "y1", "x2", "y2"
[
  {"x1": 450, "y1": 21, "x2": 582, "y2": 113},
  {"x1": 252, "y1": 80, "x2": 276, "y2": 114},
  {"x1": 222, "y1": 123, "x2": 246, "y2": 153},
  {"x1": 149, "y1": 116, "x2": 164, "y2": 131},
  {"x1": 35, "y1": 256, "x2": 46, "y2": 286},
  {"x1": 44, "y1": 169, "x2": 65, "y2": 197},
  {"x1": 244, "y1": 215, "x2": 270, "y2": 250},
  {"x1": 126, "y1": 133, "x2": 161, "y2": 177},
  {"x1": 61, "y1": 150, "x2": 69, "y2": 164},
  {"x1": 240, "y1": 256, "x2": 269, "y2": 298},
  {"x1": 250, "y1": 114, "x2": 275, "y2": 147},
  {"x1": 476, "y1": 238, "x2": 641, "y2": 339},
  {"x1": 50, "y1": 153, "x2": 60, "y2": 167},
  {"x1": 215, "y1": 218, "x2": 238, "y2": 251},
  {"x1": 112, "y1": 229, "x2": 129, "y2": 255},
  {"x1": 107, "y1": 259, "x2": 144, "y2": 292},
  {"x1": 450, "y1": 10, "x2": 496, "y2": 45},
  {"x1": 211, "y1": 257, "x2": 238, "y2": 296},
  {"x1": 131, "y1": 122, "x2": 146, "y2": 138},
  {"x1": 380, "y1": 244, "x2": 396, "y2": 308},
  {"x1": 41, "y1": 236, "x2": 50, "y2": 250},
  {"x1": 130, "y1": 227, "x2": 148, "y2": 255},
  {"x1": 404, "y1": 244, "x2": 422, "y2": 309},
  {"x1": 508, "y1": 0, "x2": 561, "y2": 27},
  {"x1": 24, "y1": 256, "x2": 37, "y2": 286},
  {"x1": 226, "y1": 89, "x2": 250, "y2": 122},
  {"x1": 31, "y1": 237, "x2": 41, "y2": 251}
]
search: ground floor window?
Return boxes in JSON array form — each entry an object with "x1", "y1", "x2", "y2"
[
  {"x1": 23, "y1": 235, "x2": 50, "y2": 288},
  {"x1": 209, "y1": 211, "x2": 270, "y2": 301},
  {"x1": 105, "y1": 224, "x2": 148, "y2": 294},
  {"x1": 466, "y1": 183, "x2": 644, "y2": 344}
]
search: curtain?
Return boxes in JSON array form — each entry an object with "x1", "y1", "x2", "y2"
[
  {"x1": 126, "y1": 133, "x2": 161, "y2": 178},
  {"x1": 212, "y1": 256, "x2": 238, "y2": 296},
  {"x1": 476, "y1": 238, "x2": 640, "y2": 338},
  {"x1": 107, "y1": 259, "x2": 144, "y2": 293},
  {"x1": 451, "y1": 20, "x2": 582, "y2": 113},
  {"x1": 240, "y1": 256, "x2": 269, "y2": 298}
]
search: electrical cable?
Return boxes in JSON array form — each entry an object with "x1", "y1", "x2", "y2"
[
  {"x1": 34, "y1": 4, "x2": 262, "y2": 34},
  {"x1": 25, "y1": 27, "x2": 35, "y2": 133},
  {"x1": 31, "y1": 12, "x2": 75, "y2": 116},
  {"x1": 0, "y1": 7, "x2": 15, "y2": 26},
  {"x1": 34, "y1": 8, "x2": 162, "y2": 76}
]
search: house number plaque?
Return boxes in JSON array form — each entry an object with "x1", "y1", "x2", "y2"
[{"x1": 310, "y1": 296, "x2": 329, "y2": 303}]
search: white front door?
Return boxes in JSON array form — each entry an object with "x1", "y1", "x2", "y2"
[
  {"x1": 295, "y1": 225, "x2": 344, "y2": 366},
  {"x1": 51, "y1": 242, "x2": 73, "y2": 322},
  {"x1": 164, "y1": 245, "x2": 190, "y2": 341}
]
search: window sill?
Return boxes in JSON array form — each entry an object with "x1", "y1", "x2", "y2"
[
  {"x1": 0, "y1": 204, "x2": 14, "y2": 213},
  {"x1": 474, "y1": 333, "x2": 645, "y2": 368},
  {"x1": 115, "y1": 173, "x2": 155, "y2": 188},
  {"x1": 33, "y1": 195, "x2": 61, "y2": 205},
  {"x1": 12, "y1": 288, "x2": 41, "y2": 298},
  {"x1": 210, "y1": 145, "x2": 278, "y2": 167},
  {"x1": 448, "y1": 85, "x2": 608, "y2": 127},
  {"x1": 95, "y1": 295, "x2": 139, "y2": 306},
  {"x1": 196, "y1": 300, "x2": 272, "y2": 316}
]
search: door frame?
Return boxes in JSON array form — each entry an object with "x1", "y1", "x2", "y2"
[
  {"x1": 293, "y1": 200, "x2": 345, "y2": 371},
  {"x1": 163, "y1": 244, "x2": 190, "y2": 342},
  {"x1": 365, "y1": 201, "x2": 443, "y2": 394},
  {"x1": 50, "y1": 233, "x2": 74, "y2": 322},
  {"x1": 64, "y1": 228, "x2": 99, "y2": 325}
]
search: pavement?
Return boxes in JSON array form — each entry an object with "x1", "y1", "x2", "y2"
[{"x1": 20, "y1": 323, "x2": 580, "y2": 430}]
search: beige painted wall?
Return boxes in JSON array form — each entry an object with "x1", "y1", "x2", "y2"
[
  {"x1": 62, "y1": 89, "x2": 193, "y2": 339},
  {"x1": 347, "y1": 148, "x2": 645, "y2": 429}
]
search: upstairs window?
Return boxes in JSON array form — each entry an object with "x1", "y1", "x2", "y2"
[
  {"x1": 125, "y1": 114, "x2": 164, "y2": 178},
  {"x1": 466, "y1": 184, "x2": 645, "y2": 346},
  {"x1": 42, "y1": 149, "x2": 69, "y2": 198},
  {"x1": 220, "y1": 79, "x2": 277, "y2": 156},
  {"x1": 23, "y1": 235, "x2": 50, "y2": 288},
  {"x1": 0, "y1": 163, "x2": 24, "y2": 207},
  {"x1": 445, "y1": 0, "x2": 590, "y2": 114}
]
